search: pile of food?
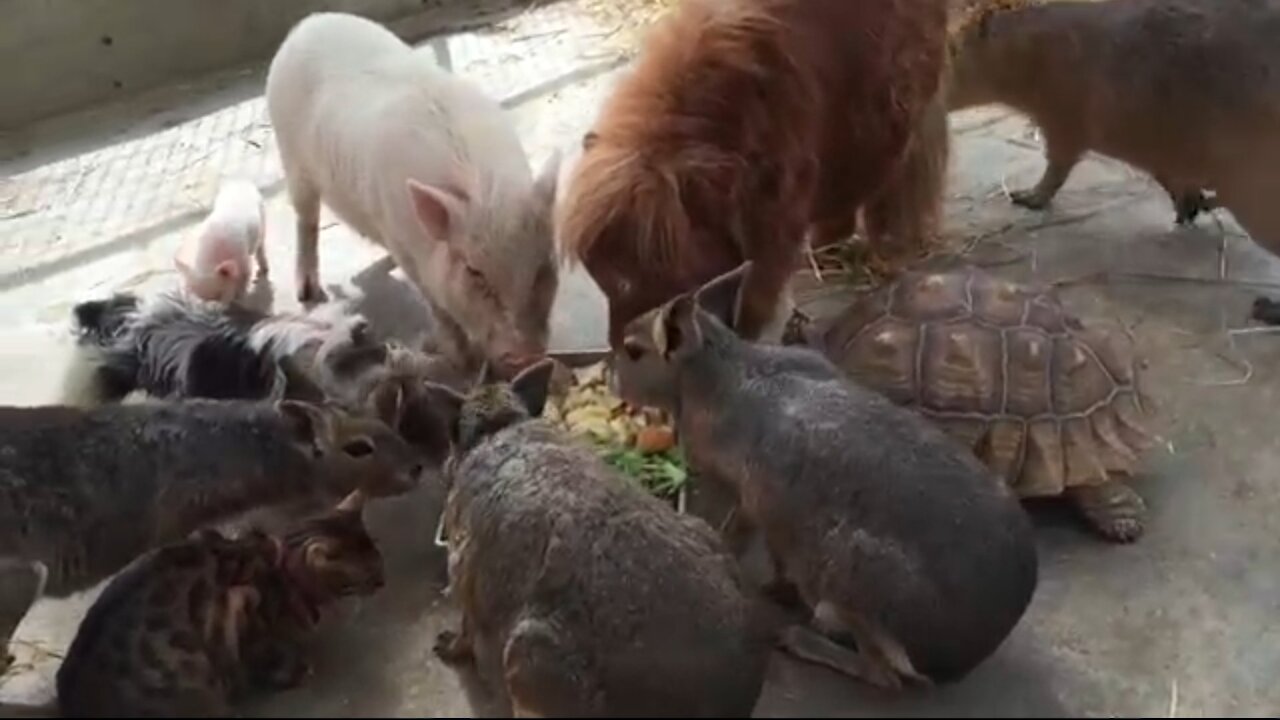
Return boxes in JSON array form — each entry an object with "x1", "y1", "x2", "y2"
[{"x1": 543, "y1": 361, "x2": 690, "y2": 505}]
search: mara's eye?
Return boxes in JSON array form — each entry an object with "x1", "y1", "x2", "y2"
[
  {"x1": 622, "y1": 339, "x2": 645, "y2": 362},
  {"x1": 342, "y1": 438, "x2": 375, "y2": 458},
  {"x1": 466, "y1": 265, "x2": 484, "y2": 281}
]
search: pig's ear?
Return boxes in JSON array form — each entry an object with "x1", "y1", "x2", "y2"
[
  {"x1": 214, "y1": 260, "x2": 238, "y2": 280},
  {"x1": 407, "y1": 179, "x2": 468, "y2": 242},
  {"x1": 532, "y1": 150, "x2": 562, "y2": 209},
  {"x1": 656, "y1": 294, "x2": 703, "y2": 359},
  {"x1": 693, "y1": 262, "x2": 750, "y2": 332},
  {"x1": 509, "y1": 358, "x2": 554, "y2": 417},
  {"x1": 174, "y1": 256, "x2": 195, "y2": 280},
  {"x1": 422, "y1": 381, "x2": 466, "y2": 446}
]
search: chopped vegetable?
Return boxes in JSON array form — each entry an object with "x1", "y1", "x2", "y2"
[
  {"x1": 635, "y1": 425, "x2": 676, "y2": 454},
  {"x1": 598, "y1": 445, "x2": 690, "y2": 499},
  {"x1": 544, "y1": 360, "x2": 691, "y2": 501}
]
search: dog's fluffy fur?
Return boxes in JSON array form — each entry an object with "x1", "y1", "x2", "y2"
[{"x1": 64, "y1": 293, "x2": 371, "y2": 407}]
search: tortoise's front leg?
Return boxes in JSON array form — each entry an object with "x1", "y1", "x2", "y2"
[{"x1": 1067, "y1": 479, "x2": 1146, "y2": 542}]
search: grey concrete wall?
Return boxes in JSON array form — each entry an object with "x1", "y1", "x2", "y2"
[{"x1": 0, "y1": 0, "x2": 428, "y2": 130}]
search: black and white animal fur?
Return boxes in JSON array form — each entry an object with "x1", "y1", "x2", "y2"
[{"x1": 63, "y1": 292, "x2": 376, "y2": 407}]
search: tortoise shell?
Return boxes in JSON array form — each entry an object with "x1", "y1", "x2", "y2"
[{"x1": 812, "y1": 267, "x2": 1151, "y2": 498}]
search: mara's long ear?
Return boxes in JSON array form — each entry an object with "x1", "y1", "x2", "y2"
[
  {"x1": 692, "y1": 261, "x2": 751, "y2": 332},
  {"x1": 475, "y1": 360, "x2": 501, "y2": 388},
  {"x1": 509, "y1": 358, "x2": 554, "y2": 417},
  {"x1": 278, "y1": 400, "x2": 332, "y2": 456},
  {"x1": 422, "y1": 381, "x2": 466, "y2": 447},
  {"x1": 655, "y1": 294, "x2": 702, "y2": 359},
  {"x1": 369, "y1": 379, "x2": 407, "y2": 430},
  {"x1": 335, "y1": 489, "x2": 366, "y2": 514}
]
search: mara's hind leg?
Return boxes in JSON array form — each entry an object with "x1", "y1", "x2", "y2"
[
  {"x1": 777, "y1": 601, "x2": 909, "y2": 690},
  {"x1": 434, "y1": 612, "x2": 477, "y2": 666},
  {"x1": 1171, "y1": 189, "x2": 1216, "y2": 226},
  {"x1": 1251, "y1": 297, "x2": 1280, "y2": 325},
  {"x1": 1011, "y1": 127, "x2": 1084, "y2": 210},
  {"x1": 1155, "y1": 176, "x2": 1216, "y2": 227},
  {"x1": 1220, "y1": 174, "x2": 1280, "y2": 323},
  {"x1": 503, "y1": 618, "x2": 602, "y2": 717}
]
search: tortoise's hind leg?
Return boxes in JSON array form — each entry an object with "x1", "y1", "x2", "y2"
[{"x1": 1066, "y1": 480, "x2": 1146, "y2": 542}]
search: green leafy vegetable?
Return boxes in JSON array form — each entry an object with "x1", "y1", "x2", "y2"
[{"x1": 597, "y1": 444, "x2": 690, "y2": 499}]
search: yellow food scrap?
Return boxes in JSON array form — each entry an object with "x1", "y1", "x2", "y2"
[{"x1": 544, "y1": 361, "x2": 675, "y2": 450}]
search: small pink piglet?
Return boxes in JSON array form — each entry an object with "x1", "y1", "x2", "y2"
[{"x1": 175, "y1": 178, "x2": 268, "y2": 303}]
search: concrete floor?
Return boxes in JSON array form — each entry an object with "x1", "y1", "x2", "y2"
[{"x1": 2, "y1": 1, "x2": 1280, "y2": 716}]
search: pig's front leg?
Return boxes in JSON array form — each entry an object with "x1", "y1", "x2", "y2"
[
  {"x1": 254, "y1": 235, "x2": 270, "y2": 278},
  {"x1": 290, "y1": 183, "x2": 326, "y2": 304}
]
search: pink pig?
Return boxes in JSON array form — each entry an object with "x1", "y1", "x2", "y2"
[
  {"x1": 265, "y1": 13, "x2": 560, "y2": 375},
  {"x1": 174, "y1": 178, "x2": 268, "y2": 304}
]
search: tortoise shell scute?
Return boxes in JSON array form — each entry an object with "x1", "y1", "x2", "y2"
[{"x1": 818, "y1": 267, "x2": 1150, "y2": 496}]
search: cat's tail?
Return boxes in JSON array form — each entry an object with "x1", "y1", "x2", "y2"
[{"x1": 0, "y1": 699, "x2": 59, "y2": 717}]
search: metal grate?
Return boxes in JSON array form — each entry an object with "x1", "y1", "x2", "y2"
[{"x1": 0, "y1": 0, "x2": 665, "y2": 290}]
